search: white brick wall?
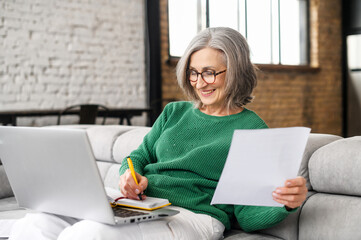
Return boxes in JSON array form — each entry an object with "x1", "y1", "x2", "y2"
[{"x1": 0, "y1": 0, "x2": 147, "y2": 126}]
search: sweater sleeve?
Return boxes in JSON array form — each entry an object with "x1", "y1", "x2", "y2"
[
  {"x1": 119, "y1": 103, "x2": 172, "y2": 176},
  {"x1": 234, "y1": 205, "x2": 296, "y2": 232}
]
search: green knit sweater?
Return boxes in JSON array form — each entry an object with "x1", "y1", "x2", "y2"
[{"x1": 119, "y1": 101, "x2": 292, "y2": 231}]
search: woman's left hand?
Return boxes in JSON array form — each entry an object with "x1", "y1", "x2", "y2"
[{"x1": 272, "y1": 176, "x2": 308, "y2": 210}]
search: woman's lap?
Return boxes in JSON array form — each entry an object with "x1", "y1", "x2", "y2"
[{"x1": 9, "y1": 207, "x2": 225, "y2": 240}]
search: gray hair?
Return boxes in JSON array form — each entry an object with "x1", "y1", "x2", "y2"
[{"x1": 176, "y1": 27, "x2": 257, "y2": 110}]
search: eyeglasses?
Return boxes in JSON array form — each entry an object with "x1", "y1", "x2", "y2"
[{"x1": 187, "y1": 69, "x2": 227, "y2": 84}]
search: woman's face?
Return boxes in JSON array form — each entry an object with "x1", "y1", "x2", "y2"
[{"x1": 188, "y1": 47, "x2": 227, "y2": 114}]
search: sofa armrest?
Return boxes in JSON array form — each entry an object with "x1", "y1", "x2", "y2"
[
  {"x1": 0, "y1": 165, "x2": 14, "y2": 199},
  {"x1": 298, "y1": 133, "x2": 342, "y2": 190}
]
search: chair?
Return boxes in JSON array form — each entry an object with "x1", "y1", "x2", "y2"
[{"x1": 57, "y1": 104, "x2": 109, "y2": 125}]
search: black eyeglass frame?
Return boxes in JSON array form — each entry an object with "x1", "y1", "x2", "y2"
[{"x1": 187, "y1": 69, "x2": 227, "y2": 84}]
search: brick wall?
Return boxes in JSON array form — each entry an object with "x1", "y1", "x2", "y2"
[
  {"x1": 159, "y1": 0, "x2": 343, "y2": 136},
  {"x1": 0, "y1": 0, "x2": 146, "y2": 126}
]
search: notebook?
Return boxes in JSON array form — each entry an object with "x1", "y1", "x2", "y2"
[
  {"x1": 0, "y1": 126, "x2": 179, "y2": 225},
  {"x1": 106, "y1": 187, "x2": 171, "y2": 211}
]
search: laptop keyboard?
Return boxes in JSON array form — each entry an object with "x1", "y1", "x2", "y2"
[{"x1": 112, "y1": 206, "x2": 149, "y2": 218}]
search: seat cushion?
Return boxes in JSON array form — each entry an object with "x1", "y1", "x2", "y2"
[
  {"x1": 224, "y1": 229, "x2": 282, "y2": 239},
  {"x1": 0, "y1": 166, "x2": 13, "y2": 199},
  {"x1": 0, "y1": 208, "x2": 34, "y2": 220},
  {"x1": 0, "y1": 197, "x2": 19, "y2": 212}
]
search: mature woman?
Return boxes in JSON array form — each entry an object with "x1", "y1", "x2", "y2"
[
  {"x1": 9, "y1": 27, "x2": 307, "y2": 240},
  {"x1": 117, "y1": 27, "x2": 307, "y2": 239}
]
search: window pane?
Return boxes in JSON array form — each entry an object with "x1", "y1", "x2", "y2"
[
  {"x1": 247, "y1": 0, "x2": 272, "y2": 64},
  {"x1": 271, "y1": 0, "x2": 280, "y2": 64},
  {"x1": 209, "y1": 0, "x2": 239, "y2": 31},
  {"x1": 238, "y1": 0, "x2": 247, "y2": 37},
  {"x1": 347, "y1": 35, "x2": 361, "y2": 69},
  {"x1": 168, "y1": 0, "x2": 199, "y2": 56},
  {"x1": 279, "y1": 0, "x2": 301, "y2": 65}
]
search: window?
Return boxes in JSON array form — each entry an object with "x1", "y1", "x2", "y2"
[{"x1": 168, "y1": 0, "x2": 309, "y2": 65}]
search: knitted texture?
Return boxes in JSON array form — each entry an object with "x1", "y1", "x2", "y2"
[{"x1": 119, "y1": 101, "x2": 291, "y2": 231}]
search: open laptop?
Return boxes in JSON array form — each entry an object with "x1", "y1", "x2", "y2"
[{"x1": 0, "y1": 126, "x2": 179, "y2": 225}]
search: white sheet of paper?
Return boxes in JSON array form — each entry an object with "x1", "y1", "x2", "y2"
[{"x1": 211, "y1": 127, "x2": 311, "y2": 207}]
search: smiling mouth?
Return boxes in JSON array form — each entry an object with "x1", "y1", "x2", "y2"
[{"x1": 201, "y1": 89, "x2": 216, "y2": 95}]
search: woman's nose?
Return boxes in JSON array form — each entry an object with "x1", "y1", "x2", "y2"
[{"x1": 195, "y1": 75, "x2": 208, "y2": 89}]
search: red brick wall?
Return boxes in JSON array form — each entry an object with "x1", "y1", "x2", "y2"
[{"x1": 159, "y1": 0, "x2": 343, "y2": 135}]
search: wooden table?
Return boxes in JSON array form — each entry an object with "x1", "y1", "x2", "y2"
[{"x1": 0, "y1": 108, "x2": 153, "y2": 126}]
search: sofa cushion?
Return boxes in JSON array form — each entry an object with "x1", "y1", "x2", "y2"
[
  {"x1": 0, "y1": 209, "x2": 34, "y2": 220},
  {"x1": 113, "y1": 127, "x2": 151, "y2": 163},
  {"x1": 0, "y1": 166, "x2": 13, "y2": 199},
  {"x1": 299, "y1": 193, "x2": 361, "y2": 240},
  {"x1": 224, "y1": 229, "x2": 282, "y2": 239},
  {"x1": 103, "y1": 164, "x2": 122, "y2": 190},
  {"x1": 258, "y1": 208, "x2": 299, "y2": 240},
  {"x1": 259, "y1": 191, "x2": 317, "y2": 240},
  {"x1": 96, "y1": 161, "x2": 113, "y2": 181},
  {"x1": 297, "y1": 133, "x2": 342, "y2": 190},
  {"x1": 309, "y1": 137, "x2": 361, "y2": 195},
  {"x1": 86, "y1": 125, "x2": 135, "y2": 162},
  {"x1": 0, "y1": 197, "x2": 19, "y2": 212}
]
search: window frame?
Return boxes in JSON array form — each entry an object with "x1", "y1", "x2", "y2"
[{"x1": 167, "y1": 0, "x2": 316, "y2": 71}]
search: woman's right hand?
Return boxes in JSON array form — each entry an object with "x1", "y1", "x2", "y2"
[{"x1": 118, "y1": 169, "x2": 148, "y2": 200}]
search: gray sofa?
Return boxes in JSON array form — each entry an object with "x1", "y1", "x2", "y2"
[{"x1": 1, "y1": 125, "x2": 361, "y2": 239}]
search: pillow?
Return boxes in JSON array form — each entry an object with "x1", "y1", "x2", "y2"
[
  {"x1": 309, "y1": 136, "x2": 361, "y2": 196},
  {"x1": 86, "y1": 125, "x2": 135, "y2": 162},
  {"x1": 298, "y1": 133, "x2": 342, "y2": 190},
  {"x1": 113, "y1": 127, "x2": 151, "y2": 163}
]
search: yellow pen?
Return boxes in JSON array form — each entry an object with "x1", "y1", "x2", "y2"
[{"x1": 127, "y1": 157, "x2": 142, "y2": 200}]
